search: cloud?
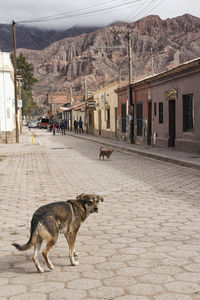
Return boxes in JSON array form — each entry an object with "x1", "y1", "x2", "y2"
[{"x1": 1, "y1": 0, "x2": 200, "y2": 29}]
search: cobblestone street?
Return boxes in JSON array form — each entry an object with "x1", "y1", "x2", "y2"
[{"x1": 0, "y1": 128, "x2": 200, "y2": 300}]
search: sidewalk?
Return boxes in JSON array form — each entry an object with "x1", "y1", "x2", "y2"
[{"x1": 67, "y1": 131, "x2": 200, "y2": 170}]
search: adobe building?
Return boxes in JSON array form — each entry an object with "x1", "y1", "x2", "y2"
[
  {"x1": 150, "y1": 57, "x2": 200, "y2": 153},
  {"x1": 116, "y1": 57, "x2": 200, "y2": 154},
  {"x1": 93, "y1": 82, "x2": 121, "y2": 139}
]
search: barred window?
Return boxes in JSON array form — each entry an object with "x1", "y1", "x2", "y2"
[
  {"x1": 154, "y1": 103, "x2": 157, "y2": 116},
  {"x1": 121, "y1": 103, "x2": 126, "y2": 132},
  {"x1": 159, "y1": 102, "x2": 163, "y2": 124},
  {"x1": 183, "y1": 94, "x2": 193, "y2": 131}
]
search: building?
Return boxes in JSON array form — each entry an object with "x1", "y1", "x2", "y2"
[
  {"x1": 0, "y1": 52, "x2": 15, "y2": 143},
  {"x1": 92, "y1": 82, "x2": 121, "y2": 139},
  {"x1": 150, "y1": 57, "x2": 200, "y2": 153},
  {"x1": 48, "y1": 93, "x2": 69, "y2": 117},
  {"x1": 116, "y1": 57, "x2": 200, "y2": 154}
]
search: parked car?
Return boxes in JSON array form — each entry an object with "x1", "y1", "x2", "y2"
[
  {"x1": 39, "y1": 118, "x2": 50, "y2": 129},
  {"x1": 28, "y1": 120, "x2": 38, "y2": 128}
]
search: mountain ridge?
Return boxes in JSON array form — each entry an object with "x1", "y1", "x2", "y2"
[{"x1": 3, "y1": 14, "x2": 200, "y2": 106}]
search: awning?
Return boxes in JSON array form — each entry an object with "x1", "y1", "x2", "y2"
[
  {"x1": 59, "y1": 102, "x2": 86, "y2": 112},
  {"x1": 58, "y1": 106, "x2": 72, "y2": 112}
]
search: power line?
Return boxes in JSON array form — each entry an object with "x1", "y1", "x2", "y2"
[
  {"x1": 17, "y1": 0, "x2": 144, "y2": 24},
  {"x1": 127, "y1": 0, "x2": 163, "y2": 22}
]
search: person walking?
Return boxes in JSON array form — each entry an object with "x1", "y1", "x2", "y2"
[
  {"x1": 74, "y1": 120, "x2": 78, "y2": 134},
  {"x1": 60, "y1": 120, "x2": 66, "y2": 135},
  {"x1": 78, "y1": 117, "x2": 83, "y2": 134},
  {"x1": 52, "y1": 121, "x2": 57, "y2": 135}
]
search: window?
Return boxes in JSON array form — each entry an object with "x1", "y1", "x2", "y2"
[
  {"x1": 136, "y1": 103, "x2": 143, "y2": 136},
  {"x1": 106, "y1": 108, "x2": 110, "y2": 129},
  {"x1": 154, "y1": 103, "x2": 157, "y2": 116},
  {"x1": 183, "y1": 94, "x2": 193, "y2": 131},
  {"x1": 121, "y1": 103, "x2": 126, "y2": 132},
  {"x1": 159, "y1": 102, "x2": 163, "y2": 124}
]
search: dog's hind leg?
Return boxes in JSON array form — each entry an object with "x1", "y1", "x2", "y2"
[
  {"x1": 42, "y1": 235, "x2": 58, "y2": 270},
  {"x1": 32, "y1": 236, "x2": 44, "y2": 273},
  {"x1": 65, "y1": 231, "x2": 79, "y2": 266}
]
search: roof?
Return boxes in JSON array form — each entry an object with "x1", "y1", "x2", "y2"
[
  {"x1": 133, "y1": 57, "x2": 200, "y2": 87},
  {"x1": 116, "y1": 57, "x2": 200, "y2": 92}
]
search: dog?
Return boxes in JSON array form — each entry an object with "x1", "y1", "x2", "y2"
[
  {"x1": 12, "y1": 193, "x2": 104, "y2": 273},
  {"x1": 99, "y1": 146, "x2": 113, "y2": 160}
]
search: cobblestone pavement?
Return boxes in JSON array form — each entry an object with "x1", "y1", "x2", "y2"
[{"x1": 0, "y1": 128, "x2": 200, "y2": 300}]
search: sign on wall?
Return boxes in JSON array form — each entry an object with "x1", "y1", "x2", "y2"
[
  {"x1": 165, "y1": 89, "x2": 178, "y2": 101},
  {"x1": 17, "y1": 99, "x2": 23, "y2": 107}
]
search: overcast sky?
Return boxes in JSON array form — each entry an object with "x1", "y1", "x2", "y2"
[{"x1": 1, "y1": 0, "x2": 200, "y2": 29}]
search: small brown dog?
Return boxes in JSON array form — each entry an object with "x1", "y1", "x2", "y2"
[{"x1": 99, "y1": 146, "x2": 113, "y2": 160}]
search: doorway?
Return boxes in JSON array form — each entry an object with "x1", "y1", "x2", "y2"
[{"x1": 168, "y1": 100, "x2": 176, "y2": 147}]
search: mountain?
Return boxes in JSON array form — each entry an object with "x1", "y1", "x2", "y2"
[
  {"x1": 13, "y1": 14, "x2": 200, "y2": 105},
  {"x1": 0, "y1": 24, "x2": 101, "y2": 51}
]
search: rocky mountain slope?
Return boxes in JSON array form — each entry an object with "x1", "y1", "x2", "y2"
[{"x1": 16, "y1": 14, "x2": 200, "y2": 105}]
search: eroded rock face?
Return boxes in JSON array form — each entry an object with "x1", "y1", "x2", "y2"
[{"x1": 17, "y1": 14, "x2": 200, "y2": 104}]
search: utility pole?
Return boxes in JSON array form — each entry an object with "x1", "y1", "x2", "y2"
[
  {"x1": 99, "y1": 31, "x2": 134, "y2": 142},
  {"x1": 151, "y1": 47, "x2": 154, "y2": 75},
  {"x1": 127, "y1": 31, "x2": 134, "y2": 143},
  {"x1": 84, "y1": 76, "x2": 88, "y2": 134},
  {"x1": 128, "y1": 32, "x2": 133, "y2": 85},
  {"x1": 12, "y1": 20, "x2": 19, "y2": 143}
]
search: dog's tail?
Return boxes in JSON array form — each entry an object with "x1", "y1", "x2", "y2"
[
  {"x1": 12, "y1": 217, "x2": 37, "y2": 251},
  {"x1": 12, "y1": 229, "x2": 34, "y2": 251}
]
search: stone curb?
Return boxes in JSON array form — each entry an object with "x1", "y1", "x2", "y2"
[{"x1": 66, "y1": 132, "x2": 200, "y2": 171}]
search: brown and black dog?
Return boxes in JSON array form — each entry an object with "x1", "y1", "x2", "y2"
[
  {"x1": 12, "y1": 193, "x2": 104, "y2": 273},
  {"x1": 99, "y1": 146, "x2": 113, "y2": 160}
]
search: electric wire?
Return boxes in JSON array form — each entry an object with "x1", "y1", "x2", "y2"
[
  {"x1": 127, "y1": 0, "x2": 163, "y2": 22},
  {"x1": 17, "y1": 0, "x2": 145, "y2": 24}
]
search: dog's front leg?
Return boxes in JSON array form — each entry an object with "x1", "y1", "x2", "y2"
[{"x1": 64, "y1": 232, "x2": 79, "y2": 266}]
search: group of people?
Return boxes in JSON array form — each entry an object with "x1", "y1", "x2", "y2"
[
  {"x1": 52, "y1": 120, "x2": 66, "y2": 135},
  {"x1": 74, "y1": 118, "x2": 83, "y2": 134},
  {"x1": 52, "y1": 117, "x2": 83, "y2": 135}
]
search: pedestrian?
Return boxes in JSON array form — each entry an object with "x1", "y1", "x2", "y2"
[
  {"x1": 78, "y1": 117, "x2": 83, "y2": 134},
  {"x1": 74, "y1": 120, "x2": 78, "y2": 134},
  {"x1": 56, "y1": 121, "x2": 59, "y2": 132},
  {"x1": 52, "y1": 121, "x2": 57, "y2": 135},
  {"x1": 60, "y1": 120, "x2": 66, "y2": 135}
]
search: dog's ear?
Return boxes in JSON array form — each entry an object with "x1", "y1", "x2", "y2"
[
  {"x1": 76, "y1": 193, "x2": 94, "y2": 203},
  {"x1": 76, "y1": 193, "x2": 85, "y2": 200},
  {"x1": 96, "y1": 195, "x2": 104, "y2": 202},
  {"x1": 84, "y1": 194, "x2": 93, "y2": 203}
]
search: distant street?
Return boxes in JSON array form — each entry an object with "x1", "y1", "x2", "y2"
[{"x1": 0, "y1": 128, "x2": 200, "y2": 300}]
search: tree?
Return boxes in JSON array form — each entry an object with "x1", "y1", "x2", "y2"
[{"x1": 11, "y1": 52, "x2": 38, "y2": 117}]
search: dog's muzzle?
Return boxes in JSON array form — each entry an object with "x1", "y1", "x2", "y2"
[{"x1": 91, "y1": 206, "x2": 98, "y2": 213}]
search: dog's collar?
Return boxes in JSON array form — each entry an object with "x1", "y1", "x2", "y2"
[{"x1": 67, "y1": 200, "x2": 87, "y2": 221}]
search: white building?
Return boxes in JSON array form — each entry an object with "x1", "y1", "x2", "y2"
[{"x1": 0, "y1": 52, "x2": 16, "y2": 143}]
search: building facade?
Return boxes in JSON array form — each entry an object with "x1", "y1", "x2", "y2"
[
  {"x1": 151, "y1": 58, "x2": 200, "y2": 153},
  {"x1": 93, "y1": 82, "x2": 120, "y2": 139},
  {"x1": 0, "y1": 52, "x2": 15, "y2": 143}
]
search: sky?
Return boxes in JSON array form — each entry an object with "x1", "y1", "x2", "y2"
[{"x1": 1, "y1": 0, "x2": 200, "y2": 29}]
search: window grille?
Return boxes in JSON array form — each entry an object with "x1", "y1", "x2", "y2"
[{"x1": 183, "y1": 94, "x2": 193, "y2": 131}]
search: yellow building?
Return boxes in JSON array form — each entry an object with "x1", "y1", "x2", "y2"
[{"x1": 92, "y1": 82, "x2": 121, "y2": 139}]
